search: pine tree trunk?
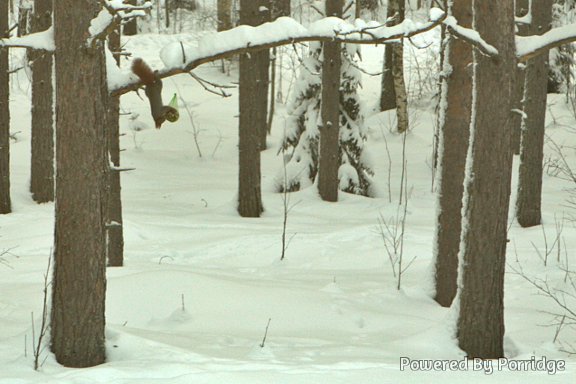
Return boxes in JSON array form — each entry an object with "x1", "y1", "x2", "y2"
[
  {"x1": 511, "y1": 0, "x2": 530, "y2": 155},
  {"x1": 51, "y1": 0, "x2": 109, "y2": 367},
  {"x1": 238, "y1": 0, "x2": 264, "y2": 217},
  {"x1": 107, "y1": 27, "x2": 124, "y2": 267},
  {"x1": 516, "y1": 0, "x2": 552, "y2": 228},
  {"x1": 123, "y1": 0, "x2": 138, "y2": 35},
  {"x1": 29, "y1": 0, "x2": 54, "y2": 203},
  {"x1": 318, "y1": 0, "x2": 342, "y2": 203},
  {"x1": 456, "y1": 0, "x2": 516, "y2": 359},
  {"x1": 433, "y1": 0, "x2": 472, "y2": 308},
  {"x1": 0, "y1": 0, "x2": 11, "y2": 214}
]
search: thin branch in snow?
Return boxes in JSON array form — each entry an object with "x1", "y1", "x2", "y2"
[{"x1": 188, "y1": 72, "x2": 235, "y2": 98}]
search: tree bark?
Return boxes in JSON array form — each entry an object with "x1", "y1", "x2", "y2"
[
  {"x1": 457, "y1": 0, "x2": 516, "y2": 359},
  {"x1": 516, "y1": 0, "x2": 553, "y2": 228},
  {"x1": 379, "y1": 1, "x2": 396, "y2": 112},
  {"x1": 433, "y1": 0, "x2": 472, "y2": 308},
  {"x1": 217, "y1": 0, "x2": 233, "y2": 32},
  {"x1": 267, "y1": 0, "x2": 290, "y2": 134},
  {"x1": 107, "y1": 27, "x2": 124, "y2": 267},
  {"x1": 0, "y1": 0, "x2": 11, "y2": 214},
  {"x1": 238, "y1": 0, "x2": 264, "y2": 217},
  {"x1": 51, "y1": 0, "x2": 109, "y2": 367},
  {"x1": 510, "y1": 0, "x2": 530, "y2": 155},
  {"x1": 381, "y1": 0, "x2": 408, "y2": 133},
  {"x1": 29, "y1": 0, "x2": 54, "y2": 203},
  {"x1": 318, "y1": 0, "x2": 342, "y2": 202},
  {"x1": 123, "y1": 0, "x2": 138, "y2": 35}
]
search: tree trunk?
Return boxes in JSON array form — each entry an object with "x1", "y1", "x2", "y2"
[
  {"x1": 380, "y1": 0, "x2": 409, "y2": 133},
  {"x1": 267, "y1": 0, "x2": 290, "y2": 134},
  {"x1": 516, "y1": 0, "x2": 553, "y2": 228},
  {"x1": 392, "y1": 38, "x2": 409, "y2": 133},
  {"x1": 51, "y1": 0, "x2": 109, "y2": 367},
  {"x1": 433, "y1": 0, "x2": 472, "y2": 308},
  {"x1": 511, "y1": 0, "x2": 530, "y2": 155},
  {"x1": 123, "y1": 0, "x2": 138, "y2": 35},
  {"x1": 255, "y1": 2, "x2": 270, "y2": 151},
  {"x1": 17, "y1": 1, "x2": 31, "y2": 36},
  {"x1": 107, "y1": 27, "x2": 124, "y2": 267},
  {"x1": 456, "y1": 0, "x2": 516, "y2": 359},
  {"x1": 29, "y1": 0, "x2": 54, "y2": 203},
  {"x1": 379, "y1": 1, "x2": 396, "y2": 112},
  {"x1": 165, "y1": 0, "x2": 170, "y2": 28},
  {"x1": 0, "y1": 0, "x2": 11, "y2": 214},
  {"x1": 318, "y1": 0, "x2": 342, "y2": 202},
  {"x1": 238, "y1": 0, "x2": 264, "y2": 217},
  {"x1": 217, "y1": 0, "x2": 233, "y2": 31}
]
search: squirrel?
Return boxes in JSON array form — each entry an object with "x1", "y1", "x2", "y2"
[{"x1": 131, "y1": 58, "x2": 179, "y2": 129}]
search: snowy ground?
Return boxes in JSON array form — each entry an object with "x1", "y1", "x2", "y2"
[{"x1": 1, "y1": 20, "x2": 576, "y2": 384}]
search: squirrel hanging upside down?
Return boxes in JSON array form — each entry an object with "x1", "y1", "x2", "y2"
[{"x1": 131, "y1": 58, "x2": 179, "y2": 129}]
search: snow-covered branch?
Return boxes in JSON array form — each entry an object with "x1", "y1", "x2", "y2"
[
  {"x1": 517, "y1": 22, "x2": 576, "y2": 61},
  {"x1": 110, "y1": 9, "x2": 447, "y2": 95},
  {"x1": 443, "y1": 16, "x2": 499, "y2": 57},
  {"x1": 0, "y1": 27, "x2": 54, "y2": 50}
]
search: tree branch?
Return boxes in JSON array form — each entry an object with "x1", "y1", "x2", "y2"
[
  {"x1": 443, "y1": 16, "x2": 499, "y2": 57},
  {"x1": 517, "y1": 22, "x2": 576, "y2": 61},
  {"x1": 111, "y1": 11, "x2": 447, "y2": 95}
]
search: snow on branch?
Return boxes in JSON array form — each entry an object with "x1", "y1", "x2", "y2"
[
  {"x1": 110, "y1": 8, "x2": 447, "y2": 95},
  {"x1": 1, "y1": 0, "x2": 151, "y2": 50},
  {"x1": 0, "y1": 27, "x2": 54, "y2": 50},
  {"x1": 443, "y1": 16, "x2": 499, "y2": 57},
  {"x1": 89, "y1": 0, "x2": 153, "y2": 47},
  {"x1": 517, "y1": 22, "x2": 576, "y2": 61}
]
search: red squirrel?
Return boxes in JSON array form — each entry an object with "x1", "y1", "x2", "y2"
[{"x1": 131, "y1": 58, "x2": 179, "y2": 129}]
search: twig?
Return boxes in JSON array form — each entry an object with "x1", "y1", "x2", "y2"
[
  {"x1": 260, "y1": 318, "x2": 272, "y2": 348},
  {"x1": 188, "y1": 72, "x2": 234, "y2": 98}
]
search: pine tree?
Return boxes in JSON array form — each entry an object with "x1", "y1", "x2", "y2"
[{"x1": 279, "y1": 43, "x2": 373, "y2": 197}]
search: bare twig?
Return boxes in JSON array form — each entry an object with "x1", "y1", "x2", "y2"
[{"x1": 260, "y1": 318, "x2": 272, "y2": 348}]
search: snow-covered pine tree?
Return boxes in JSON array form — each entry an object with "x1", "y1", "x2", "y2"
[
  {"x1": 279, "y1": 42, "x2": 373, "y2": 196},
  {"x1": 279, "y1": 42, "x2": 322, "y2": 193}
]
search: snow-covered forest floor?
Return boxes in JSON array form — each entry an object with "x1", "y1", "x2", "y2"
[{"x1": 1, "y1": 10, "x2": 576, "y2": 384}]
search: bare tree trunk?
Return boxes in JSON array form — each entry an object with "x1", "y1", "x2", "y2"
[
  {"x1": 217, "y1": 0, "x2": 233, "y2": 31},
  {"x1": 392, "y1": 38, "x2": 409, "y2": 133},
  {"x1": 457, "y1": 0, "x2": 516, "y2": 359},
  {"x1": 238, "y1": 0, "x2": 264, "y2": 217},
  {"x1": 29, "y1": 0, "x2": 54, "y2": 203},
  {"x1": 123, "y1": 0, "x2": 138, "y2": 35},
  {"x1": 267, "y1": 0, "x2": 290, "y2": 134},
  {"x1": 516, "y1": 0, "x2": 553, "y2": 228},
  {"x1": 511, "y1": 0, "x2": 530, "y2": 155},
  {"x1": 318, "y1": 0, "x2": 342, "y2": 202},
  {"x1": 17, "y1": 0, "x2": 31, "y2": 36},
  {"x1": 433, "y1": 0, "x2": 472, "y2": 308},
  {"x1": 217, "y1": 0, "x2": 234, "y2": 73},
  {"x1": 379, "y1": 1, "x2": 396, "y2": 112},
  {"x1": 380, "y1": 0, "x2": 409, "y2": 133},
  {"x1": 0, "y1": 0, "x2": 11, "y2": 214},
  {"x1": 255, "y1": 2, "x2": 270, "y2": 151},
  {"x1": 51, "y1": 0, "x2": 108, "y2": 367},
  {"x1": 165, "y1": 0, "x2": 170, "y2": 28},
  {"x1": 106, "y1": 26, "x2": 124, "y2": 267}
]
